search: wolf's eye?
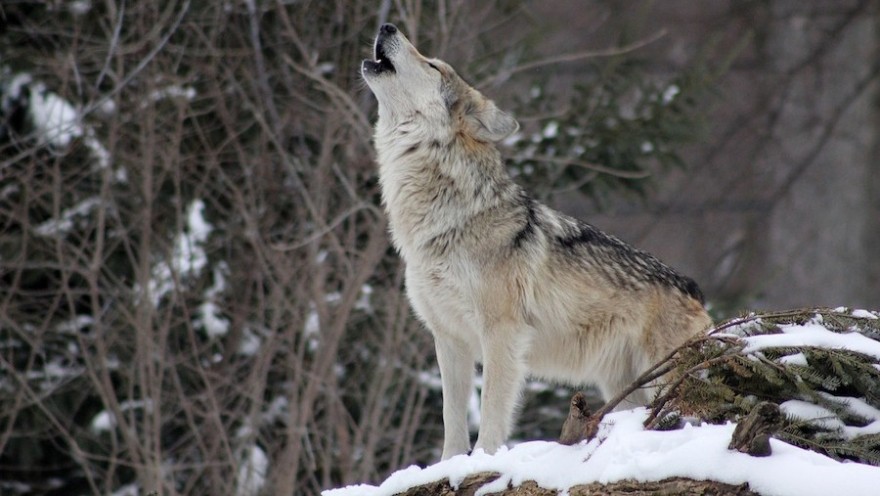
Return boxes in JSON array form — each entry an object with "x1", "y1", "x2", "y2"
[{"x1": 427, "y1": 62, "x2": 440, "y2": 72}]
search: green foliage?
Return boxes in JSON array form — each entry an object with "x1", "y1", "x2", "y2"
[{"x1": 651, "y1": 309, "x2": 880, "y2": 465}]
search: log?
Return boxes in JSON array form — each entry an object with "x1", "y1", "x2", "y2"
[{"x1": 393, "y1": 472, "x2": 760, "y2": 495}]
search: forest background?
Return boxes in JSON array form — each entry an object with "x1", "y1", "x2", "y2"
[{"x1": 1, "y1": 1, "x2": 878, "y2": 495}]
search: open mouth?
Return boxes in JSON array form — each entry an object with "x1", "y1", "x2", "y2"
[
  {"x1": 363, "y1": 40, "x2": 395, "y2": 76},
  {"x1": 374, "y1": 40, "x2": 395, "y2": 72},
  {"x1": 363, "y1": 26, "x2": 397, "y2": 76}
]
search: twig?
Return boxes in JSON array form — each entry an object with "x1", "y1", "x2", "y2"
[
  {"x1": 94, "y1": 0, "x2": 125, "y2": 91},
  {"x1": 563, "y1": 331, "x2": 742, "y2": 445},
  {"x1": 525, "y1": 154, "x2": 652, "y2": 179},
  {"x1": 244, "y1": 0, "x2": 281, "y2": 133},
  {"x1": 270, "y1": 203, "x2": 383, "y2": 252},
  {"x1": 81, "y1": 0, "x2": 191, "y2": 119},
  {"x1": 280, "y1": 54, "x2": 373, "y2": 143},
  {"x1": 643, "y1": 353, "x2": 739, "y2": 429},
  {"x1": 592, "y1": 334, "x2": 718, "y2": 418},
  {"x1": 482, "y1": 29, "x2": 667, "y2": 86}
]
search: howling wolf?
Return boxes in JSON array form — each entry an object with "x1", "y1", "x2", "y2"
[{"x1": 362, "y1": 23, "x2": 712, "y2": 459}]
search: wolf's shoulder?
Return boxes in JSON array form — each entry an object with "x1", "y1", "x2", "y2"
[{"x1": 532, "y1": 208, "x2": 704, "y2": 303}]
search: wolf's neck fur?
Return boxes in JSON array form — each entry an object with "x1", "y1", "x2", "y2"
[{"x1": 375, "y1": 113, "x2": 522, "y2": 261}]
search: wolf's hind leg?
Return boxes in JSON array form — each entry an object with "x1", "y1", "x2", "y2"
[
  {"x1": 599, "y1": 345, "x2": 653, "y2": 411},
  {"x1": 435, "y1": 334, "x2": 475, "y2": 460}
]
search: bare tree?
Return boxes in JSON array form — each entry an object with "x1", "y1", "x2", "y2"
[{"x1": 0, "y1": 1, "x2": 722, "y2": 494}]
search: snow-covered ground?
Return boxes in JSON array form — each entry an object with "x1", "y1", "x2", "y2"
[
  {"x1": 325, "y1": 310, "x2": 880, "y2": 496},
  {"x1": 324, "y1": 407, "x2": 880, "y2": 496}
]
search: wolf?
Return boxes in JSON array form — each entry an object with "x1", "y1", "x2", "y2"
[{"x1": 362, "y1": 23, "x2": 712, "y2": 459}]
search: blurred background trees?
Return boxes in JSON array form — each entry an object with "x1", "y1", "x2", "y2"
[{"x1": 0, "y1": 1, "x2": 877, "y2": 494}]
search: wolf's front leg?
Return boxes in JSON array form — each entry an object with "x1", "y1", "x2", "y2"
[
  {"x1": 434, "y1": 333, "x2": 475, "y2": 460},
  {"x1": 473, "y1": 328, "x2": 527, "y2": 455}
]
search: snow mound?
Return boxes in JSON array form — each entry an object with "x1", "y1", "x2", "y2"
[{"x1": 324, "y1": 408, "x2": 880, "y2": 496}]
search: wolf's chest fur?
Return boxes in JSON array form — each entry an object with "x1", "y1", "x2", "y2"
[{"x1": 375, "y1": 119, "x2": 524, "y2": 265}]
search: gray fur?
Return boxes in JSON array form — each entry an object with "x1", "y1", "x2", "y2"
[{"x1": 362, "y1": 23, "x2": 712, "y2": 459}]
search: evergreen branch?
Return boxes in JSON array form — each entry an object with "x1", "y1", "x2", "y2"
[{"x1": 633, "y1": 308, "x2": 880, "y2": 464}]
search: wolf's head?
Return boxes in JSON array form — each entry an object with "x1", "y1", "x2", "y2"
[{"x1": 362, "y1": 23, "x2": 518, "y2": 143}]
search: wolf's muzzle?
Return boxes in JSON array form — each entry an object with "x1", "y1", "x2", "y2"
[{"x1": 362, "y1": 23, "x2": 398, "y2": 76}]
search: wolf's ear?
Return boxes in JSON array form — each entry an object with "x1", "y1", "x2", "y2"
[{"x1": 464, "y1": 99, "x2": 519, "y2": 142}]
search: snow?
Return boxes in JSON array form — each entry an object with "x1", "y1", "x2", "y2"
[
  {"x1": 0, "y1": 481, "x2": 33, "y2": 495},
  {"x1": 198, "y1": 301, "x2": 229, "y2": 338},
  {"x1": 355, "y1": 284, "x2": 374, "y2": 312},
  {"x1": 33, "y1": 197, "x2": 102, "y2": 237},
  {"x1": 186, "y1": 199, "x2": 211, "y2": 243},
  {"x1": 317, "y1": 62, "x2": 336, "y2": 75},
  {"x1": 144, "y1": 199, "x2": 212, "y2": 306},
  {"x1": 662, "y1": 84, "x2": 680, "y2": 104},
  {"x1": 262, "y1": 396, "x2": 289, "y2": 424},
  {"x1": 742, "y1": 322, "x2": 880, "y2": 360},
  {"x1": 236, "y1": 445, "x2": 268, "y2": 496},
  {"x1": 28, "y1": 83, "x2": 83, "y2": 147},
  {"x1": 68, "y1": 0, "x2": 92, "y2": 15},
  {"x1": 717, "y1": 315, "x2": 762, "y2": 336},
  {"x1": 778, "y1": 352, "x2": 808, "y2": 366},
  {"x1": 780, "y1": 398, "x2": 880, "y2": 438},
  {"x1": 238, "y1": 326, "x2": 263, "y2": 356},
  {"x1": 852, "y1": 309, "x2": 879, "y2": 320},
  {"x1": 502, "y1": 132, "x2": 523, "y2": 147},
  {"x1": 90, "y1": 410, "x2": 116, "y2": 433},
  {"x1": 148, "y1": 85, "x2": 197, "y2": 104},
  {"x1": 780, "y1": 400, "x2": 844, "y2": 431},
  {"x1": 822, "y1": 393, "x2": 880, "y2": 423},
  {"x1": 417, "y1": 370, "x2": 443, "y2": 389},
  {"x1": 542, "y1": 121, "x2": 559, "y2": 139},
  {"x1": 529, "y1": 86, "x2": 541, "y2": 99},
  {"x1": 110, "y1": 483, "x2": 138, "y2": 496},
  {"x1": 197, "y1": 265, "x2": 230, "y2": 338},
  {"x1": 3, "y1": 72, "x2": 121, "y2": 183},
  {"x1": 90, "y1": 399, "x2": 153, "y2": 433},
  {"x1": 25, "y1": 359, "x2": 84, "y2": 390},
  {"x1": 323, "y1": 408, "x2": 880, "y2": 496},
  {"x1": 54, "y1": 315, "x2": 95, "y2": 334},
  {"x1": 83, "y1": 131, "x2": 114, "y2": 172},
  {"x1": 303, "y1": 287, "x2": 375, "y2": 349},
  {"x1": 304, "y1": 306, "x2": 320, "y2": 340}
]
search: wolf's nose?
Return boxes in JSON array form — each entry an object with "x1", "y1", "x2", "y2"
[{"x1": 380, "y1": 23, "x2": 397, "y2": 35}]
